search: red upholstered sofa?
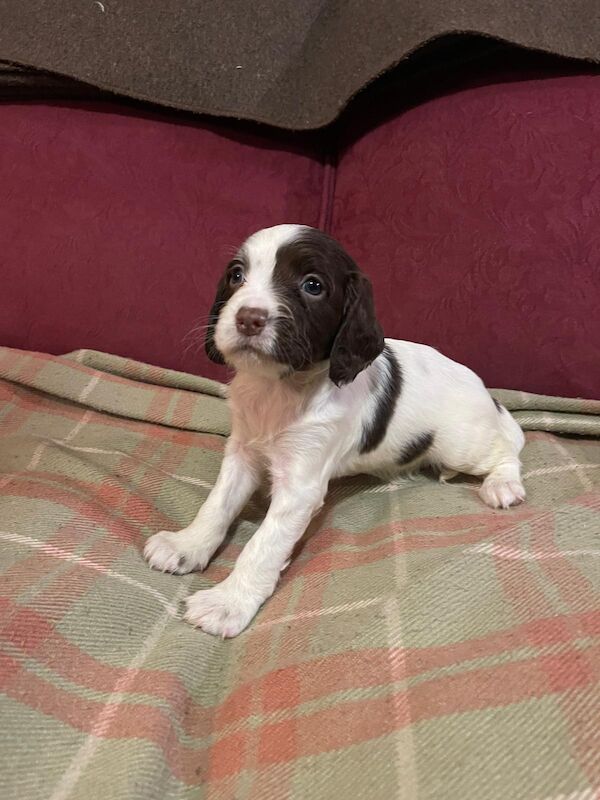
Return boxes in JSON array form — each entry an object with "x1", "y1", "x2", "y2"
[
  {"x1": 2, "y1": 55, "x2": 599, "y2": 400},
  {"x1": 2, "y1": 49, "x2": 600, "y2": 800}
]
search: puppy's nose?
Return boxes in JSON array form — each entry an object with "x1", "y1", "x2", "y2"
[{"x1": 235, "y1": 306, "x2": 268, "y2": 336}]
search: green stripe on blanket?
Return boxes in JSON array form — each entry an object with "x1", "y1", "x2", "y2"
[{"x1": 1, "y1": 347, "x2": 598, "y2": 800}]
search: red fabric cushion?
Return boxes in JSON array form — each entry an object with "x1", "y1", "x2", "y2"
[
  {"x1": 3, "y1": 76, "x2": 600, "y2": 400},
  {"x1": 332, "y1": 74, "x2": 600, "y2": 399},
  {"x1": 0, "y1": 103, "x2": 325, "y2": 380}
]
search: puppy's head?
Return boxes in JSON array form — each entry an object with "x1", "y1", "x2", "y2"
[{"x1": 205, "y1": 225, "x2": 384, "y2": 385}]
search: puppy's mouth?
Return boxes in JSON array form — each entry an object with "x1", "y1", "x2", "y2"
[
  {"x1": 217, "y1": 314, "x2": 304, "y2": 371},
  {"x1": 232, "y1": 341, "x2": 268, "y2": 356},
  {"x1": 228, "y1": 335, "x2": 274, "y2": 361}
]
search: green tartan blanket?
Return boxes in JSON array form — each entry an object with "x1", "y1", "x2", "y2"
[{"x1": 1, "y1": 347, "x2": 599, "y2": 800}]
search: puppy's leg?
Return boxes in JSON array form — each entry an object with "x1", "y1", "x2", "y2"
[
  {"x1": 478, "y1": 406, "x2": 526, "y2": 509},
  {"x1": 184, "y1": 461, "x2": 329, "y2": 637},
  {"x1": 436, "y1": 400, "x2": 526, "y2": 510},
  {"x1": 479, "y1": 457, "x2": 526, "y2": 510},
  {"x1": 144, "y1": 440, "x2": 260, "y2": 574}
]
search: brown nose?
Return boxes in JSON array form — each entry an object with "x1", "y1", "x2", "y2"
[{"x1": 235, "y1": 306, "x2": 268, "y2": 336}]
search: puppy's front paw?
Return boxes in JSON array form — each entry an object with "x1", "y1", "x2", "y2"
[
  {"x1": 144, "y1": 530, "x2": 211, "y2": 574},
  {"x1": 184, "y1": 584, "x2": 259, "y2": 638},
  {"x1": 479, "y1": 479, "x2": 526, "y2": 510}
]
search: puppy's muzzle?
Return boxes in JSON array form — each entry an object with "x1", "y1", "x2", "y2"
[{"x1": 236, "y1": 306, "x2": 268, "y2": 337}]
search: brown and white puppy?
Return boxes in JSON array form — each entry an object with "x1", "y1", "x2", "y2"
[{"x1": 145, "y1": 224, "x2": 525, "y2": 637}]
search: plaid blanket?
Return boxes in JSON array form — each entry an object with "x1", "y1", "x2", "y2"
[{"x1": 1, "y1": 347, "x2": 599, "y2": 800}]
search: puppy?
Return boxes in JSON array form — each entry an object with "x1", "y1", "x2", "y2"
[{"x1": 145, "y1": 224, "x2": 525, "y2": 637}]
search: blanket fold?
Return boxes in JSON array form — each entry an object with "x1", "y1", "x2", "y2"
[
  {"x1": 1, "y1": 1, "x2": 599, "y2": 129},
  {"x1": 2, "y1": 348, "x2": 599, "y2": 437}
]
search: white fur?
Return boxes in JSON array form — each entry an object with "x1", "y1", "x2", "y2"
[
  {"x1": 213, "y1": 224, "x2": 302, "y2": 374},
  {"x1": 145, "y1": 224, "x2": 526, "y2": 637}
]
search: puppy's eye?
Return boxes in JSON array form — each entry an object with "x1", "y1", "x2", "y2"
[
  {"x1": 229, "y1": 267, "x2": 245, "y2": 287},
  {"x1": 301, "y1": 277, "x2": 323, "y2": 296}
]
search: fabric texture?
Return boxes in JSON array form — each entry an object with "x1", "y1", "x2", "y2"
[
  {"x1": 3, "y1": 71, "x2": 600, "y2": 398},
  {"x1": 0, "y1": 102, "x2": 326, "y2": 384},
  {"x1": 1, "y1": 1, "x2": 600, "y2": 129},
  {"x1": 1, "y1": 346, "x2": 599, "y2": 799},
  {"x1": 333, "y1": 73, "x2": 600, "y2": 400}
]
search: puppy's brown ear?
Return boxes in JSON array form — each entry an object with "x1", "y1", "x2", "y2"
[
  {"x1": 329, "y1": 272, "x2": 384, "y2": 386},
  {"x1": 204, "y1": 276, "x2": 229, "y2": 365}
]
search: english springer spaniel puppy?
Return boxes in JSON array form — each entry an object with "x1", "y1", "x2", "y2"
[{"x1": 145, "y1": 224, "x2": 525, "y2": 637}]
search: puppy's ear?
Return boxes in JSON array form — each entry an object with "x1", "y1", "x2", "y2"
[
  {"x1": 204, "y1": 275, "x2": 229, "y2": 365},
  {"x1": 329, "y1": 271, "x2": 384, "y2": 386}
]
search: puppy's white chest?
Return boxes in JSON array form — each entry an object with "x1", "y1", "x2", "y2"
[{"x1": 229, "y1": 374, "x2": 307, "y2": 446}]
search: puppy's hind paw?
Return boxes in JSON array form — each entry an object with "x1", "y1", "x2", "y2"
[{"x1": 479, "y1": 479, "x2": 526, "y2": 510}]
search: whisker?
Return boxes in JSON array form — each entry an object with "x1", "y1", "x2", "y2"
[{"x1": 181, "y1": 314, "x2": 215, "y2": 357}]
